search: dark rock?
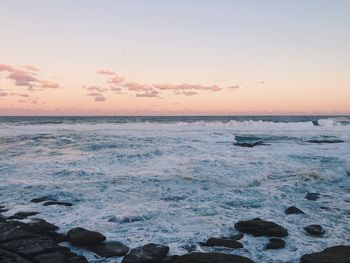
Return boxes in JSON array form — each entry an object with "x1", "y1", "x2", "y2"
[
  {"x1": 300, "y1": 245, "x2": 350, "y2": 263},
  {"x1": 0, "y1": 221, "x2": 37, "y2": 243},
  {"x1": 43, "y1": 201, "x2": 73, "y2": 206},
  {"x1": 161, "y1": 252, "x2": 255, "y2": 263},
  {"x1": 33, "y1": 248, "x2": 88, "y2": 263},
  {"x1": 312, "y1": 120, "x2": 320, "y2": 126},
  {"x1": 234, "y1": 218, "x2": 288, "y2": 237},
  {"x1": 0, "y1": 248, "x2": 31, "y2": 263},
  {"x1": 234, "y1": 141, "x2": 267, "y2": 148},
  {"x1": 285, "y1": 206, "x2": 305, "y2": 215},
  {"x1": 304, "y1": 225, "x2": 325, "y2": 236},
  {"x1": 307, "y1": 139, "x2": 344, "y2": 144},
  {"x1": 85, "y1": 241, "x2": 129, "y2": 257},
  {"x1": 28, "y1": 218, "x2": 65, "y2": 242},
  {"x1": 31, "y1": 196, "x2": 57, "y2": 203},
  {"x1": 67, "y1": 227, "x2": 106, "y2": 246},
  {"x1": 265, "y1": 238, "x2": 286, "y2": 249},
  {"x1": 0, "y1": 208, "x2": 9, "y2": 213},
  {"x1": 122, "y1": 243, "x2": 169, "y2": 263},
  {"x1": 205, "y1": 237, "x2": 243, "y2": 249},
  {"x1": 305, "y1": 193, "x2": 320, "y2": 201},
  {"x1": 8, "y1": 211, "x2": 38, "y2": 220},
  {"x1": 0, "y1": 236, "x2": 63, "y2": 257}
]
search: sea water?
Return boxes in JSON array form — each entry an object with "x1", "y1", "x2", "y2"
[{"x1": 0, "y1": 116, "x2": 349, "y2": 262}]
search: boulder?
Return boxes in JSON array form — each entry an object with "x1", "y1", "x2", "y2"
[
  {"x1": 285, "y1": 206, "x2": 305, "y2": 215},
  {"x1": 0, "y1": 248, "x2": 31, "y2": 263},
  {"x1": 122, "y1": 243, "x2": 169, "y2": 263},
  {"x1": 300, "y1": 245, "x2": 350, "y2": 263},
  {"x1": 43, "y1": 201, "x2": 73, "y2": 207},
  {"x1": 67, "y1": 227, "x2": 106, "y2": 246},
  {"x1": 8, "y1": 211, "x2": 38, "y2": 220},
  {"x1": 85, "y1": 241, "x2": 129, "y2": 257},
  {"x1": 161, "y1": 252, "x2": 255, "y2": 263},
  {"x1": 265, "y1": 238, "x2": 286, "y2": 249},
  {"x1": 234, "y1": 218, "x2": 288, "y2": 237},
  {"x1": 304, "y1": 225, "x2": 325, "y2": 236},
  {"x1": 205, "y1": 237, "x2": 243, "y2": 249},
  {"x1": 31, "y1": 196, "x2": 57, "y2": 203}
]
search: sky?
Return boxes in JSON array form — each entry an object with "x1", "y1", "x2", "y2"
[{"x1": 0, "y1": 0, "x2": 349, "y2": 116}]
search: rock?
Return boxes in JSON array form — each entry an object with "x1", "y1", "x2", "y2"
[
  {"x1": 31, "y1": 196, "x2": 57, "y2": 203},
  {"x1": 67, "y1": 227, "x2": 106, "y2": 246},
  {"x1": 205, "y1": 237, "x2": 243, "y2": 249},
  {"x1": 285, "y1": 206, "x2": 305, "y2": 215},
  {"x1": 307, "y1": 139, "x2": 344, "y2": 144},
  {"x1": 122, "y1": 243, "x2": 169, "y2": 263},
  {"x1": 161, "y1": 252, "x2": 255, "y2": 263},
  {"x1": 0, "y1": 208, "x2": 9, "y2": 213},
  {"x1": 300, "y1": 245, "x2": 350, "y2": 263},
  {"x1": 28, "y1": 218, "x2": 65, "y2": 242},
  {"x1": 0, "y1": 248, "x2": 31, "y2": 263},
  {"x1": 312, "y1": 120, "x2": 320, "y2": 126},
  {"x1": 43, "y1": 201, "x2": 73, "y2": 206},
  {"x1": 305, "y1": 193, "x2": 320, "y2": 201},
  {"x1": 234, "y1": 141, "x2": 267, "y2": 148},
  {"x1": 265, "y1": 238, "x2": 286, "y2": 249},
  {"x1": 0, "y1": 221, "x2": 37, "y2": 243},
  {"x1": 234, "y1": 218, "x2": 288, "y2": 237},
  {"x1": 85, "y1": 241, "x2": 129, "y2": 257},
  {"x1": 8, "y1": 211, "x2": 38, "y2": 220},
  {"x1": 304, "y1": 225, "x2": 325, "y2": 236},
  {"x1": 33, "y1": 248, "x2": 88, "y2": 263},
  {"x1": 0, "y1": 236, "x2": 63, "y2": 257}
]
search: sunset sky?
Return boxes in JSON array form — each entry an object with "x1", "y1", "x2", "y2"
[{"x1": 0, "y1": 0, "x2": 349, "y2": 115}]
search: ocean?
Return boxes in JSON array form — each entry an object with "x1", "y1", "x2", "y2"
[{"x1": 0, "y1": 116, "x2": 349, "y2": 262}]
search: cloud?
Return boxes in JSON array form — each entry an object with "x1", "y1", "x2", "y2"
[
  {"x1": 84, "y1": 85, "x2": 107, "y2": 92},
  {"x1": 0, "y1": 63, "x2": 61, "y2": 90},
  {"x1": 227, "y1": 85, "x2": 239, "y2": 89},
  {"x1": 0, "y1": 92, "x2": 8, "y2": 96},
  {"x1": 94, "y1": 95, "x2": 106, "y2": 101},
  {"x1": 154, "y1": 83, "x2": 220, "y2": 92},
  {"x1": 135, "y1": 90, "x2": 159, "y2": 97}
]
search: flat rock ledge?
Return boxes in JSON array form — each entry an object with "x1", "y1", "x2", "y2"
[
  {"x1": 234, "y1": 218, "x2": 288, "y2": 237},
  {"x1": 300, "y1": 245, "x2": 350, "y2": 263}
]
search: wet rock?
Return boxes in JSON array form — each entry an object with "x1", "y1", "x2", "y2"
[
  {"x1": 285, "y1": 206, "x2": 305, "y2": 215},
  {"x1": 231, "y1": 233, "x2": 244, "y2": 240},
  {"x1": 0, "y1": 208, "x2": 9, "y2": 213},
  {"x1": 234, "y1": 218, "x2": 288, "y2": 237},
  {"x1": 67, "y1": 227, "x2": 106, "y2": 246},
  {"x1": 307, "y1": 139, "x2": 344, "y2": 144},
  {"x1": 205, "y1": 237, "x2": 243, "y2": 249},
  {"x1": 31, "y1": 196, "x2": 57, "y2": 203},
  {"x1": 304, "y1": 225, "x2": 325, "y2": 236},
  {"x1": 266, "y1": 238, "x2": 286, "y2": 249},
  {"x1": 0, "y1": 236, "x2": 62, "y2": 257},
  {"x1": 161, "y1": 252, "x2": 255, "y2": 263},
  {"x1": 28, "y1": 218, "x2": 65, "y2": 242},
  {"x1": 0, "y1": 248, "x2": 31, "y2": 263},
  {"x1": 33, "y1": 248, "x2": 88, "y2": 263},
  {"x1": 0, "y1": 221, "x2": 37, "y2": 243},
  {"x1": 8, "y1": 211, "x2": 38, "y2": 220},
  {"x1": 122, "y1": 243, "x2": 169, "y2": 263},
  {"x1": 85, "y1": 241, "x2": 129, "y2": 257},
  {"x1": 305, "y1": 193, "x2": 320, "y2": 201},
  {"x1": 300, "y1": 245, "x2": 350, "y2": 263},
  {"x1": 43, "y1": 201, "x2": 73, "y2": 206},
  {"x1": 234, "y1": 141, "x2": 267, "y2": 148}
]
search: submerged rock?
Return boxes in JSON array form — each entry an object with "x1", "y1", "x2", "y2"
[
  {"x1": 205, "y1": 237, "x2": 243, "y2": 249},
  {"x1": 43, "y1": 201, "x2": 73, "y2": 206},
  {"x1": 305, "y1": 193, "x2": 321, "y2": 201},
  {"x1": 67, "y1": 227, "x2": 106, "y2": 246},
  {"x1": 85, "y1": 241, "x2": 129, "y2": 257},
  {"x1": 265, "y1": 238, "x2": 286, "y2": 249},
  {"x1": 122, "y1": 243, "x2": 169, "y2": 263},
  {"x1": 234, "y1": 218, "x2": 288, "y2": 237},
  {"x1": 8, "y1": 211, "x2": 38, "y2": 220},
  {"x1": 300, "y1": 245, "x2": 350, "y2": 263},
  {"x1": 304, "y1": 225, "x2": 325, "y2": 236},
  {"x1": 234, "y1": 141, "x2": 267, "y2": 148},
  {"x1": 285, "y1": 206, "x2": 305, "y2": 215},
  {"x1": 162, "y1": 252, "x2": 255, "y2": 263},
  {"x1": 307, "y1": 139, "x2": 344, "y2": 144},
  {"x1": 31, "y1": 196, "x2": 57, "y2": 203}
]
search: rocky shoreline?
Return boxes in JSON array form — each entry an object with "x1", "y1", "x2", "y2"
[{"x1": 1, "y1": 194, "x2": 349, "y2": 263}]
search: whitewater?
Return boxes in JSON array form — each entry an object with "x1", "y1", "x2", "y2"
[{"x1": 0, "y1": 116, "x2": 349, "y2": 262}]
